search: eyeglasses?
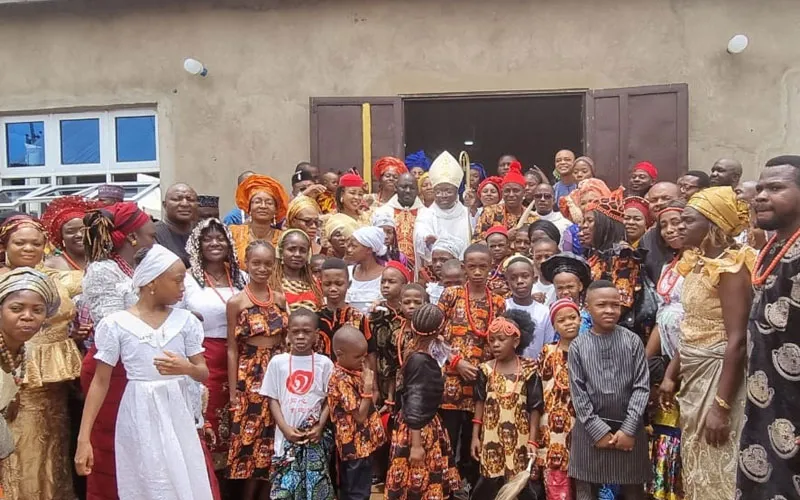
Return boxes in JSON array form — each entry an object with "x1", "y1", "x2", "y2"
[
  {"x1": 294, "y1": 216, "x2": 320, "y2": 227},
  {"x1": 533, "y1": 193, "x2": 553, "y2": 200}
]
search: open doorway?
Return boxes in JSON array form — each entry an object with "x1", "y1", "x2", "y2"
[{"x1": 403, "y1": 93, "x2": 584, "y2": 178}]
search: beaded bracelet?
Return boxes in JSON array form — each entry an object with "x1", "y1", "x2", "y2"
[
  {"x1": 360, "y1": 393, "x2": 373, "y2": 399},
  {"x1": 471, "y1": 418, "x2": 483, "y2": 425}
]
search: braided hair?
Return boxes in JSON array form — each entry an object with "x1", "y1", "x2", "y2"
[
  {"x1": 411, "y1": 303, "x2": 445, "y2": 336},
  {"x1": 269, "y1": 229, "x2": 323, "y2": 304},
  {"x1": 83, "y1": 210, "x2": 117, "y2": 263},
  {"x1": 501, "y1": 309, "x2": 535, "y2": 355}
]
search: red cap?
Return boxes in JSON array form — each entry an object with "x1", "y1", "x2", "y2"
[
  {"x1": 339, "y1": 172, "x2": 364, "y2": 188},
  {"x1": 549, "y1": 298, "x2": 580, "y2": 325},
  {"x1": 485, "y1": 226, "x2": 509, "y2": 239},
  {"x1": 633, "y1": 161, "x2": 658, "y2": 180},
  {"x1": 502, "y1": 161, "x2": 526, "y2": 189},
  {"x1": 624, "y1": 196, "x2": 653, "y2": 226},
  {"x1": 385, "y1": 260, "x2": 412, "y2": 283}
]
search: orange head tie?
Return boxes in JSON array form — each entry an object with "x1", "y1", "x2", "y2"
[{"x1": 487, "y1": 317, "x2": 520, "y2": 337}]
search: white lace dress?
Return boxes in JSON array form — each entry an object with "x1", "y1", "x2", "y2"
[{"x1": 94, "y1": 308, "x2": 212, "y2": 500}]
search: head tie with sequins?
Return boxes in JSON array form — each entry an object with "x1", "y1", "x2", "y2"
[{"x1": 487, "y1": 317, "x2": 520, "y2": 337}]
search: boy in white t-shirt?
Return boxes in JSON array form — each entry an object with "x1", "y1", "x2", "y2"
[
  {"x1": 261, "y1": 307, "x2": 335, "y2": 498},
  {"x1": 504, "y1": 255, "x2": 556, "y2": 360}
]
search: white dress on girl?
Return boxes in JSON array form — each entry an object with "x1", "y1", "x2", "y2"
[{"x1": 94, "y1": 307, "x2": 213, "y2": 500}]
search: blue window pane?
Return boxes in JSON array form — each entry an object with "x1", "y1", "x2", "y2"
[
  {"x1": 116, "y1": 116, "x2": 156, "y2": 163},
  {"x1": 5, "y1": 122, "x2": 45, "y2": 167},
  {"x1": 60, "y1": 118, "x2": 100, "y2": 165}
]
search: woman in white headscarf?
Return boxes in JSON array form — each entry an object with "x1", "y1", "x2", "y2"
[
  {"x1": 413, "y1": 151, "x2": 472, "y2": 265},
  {"x1": 75, "y1": 245, "x2": 214, "y2": 500},
  {"x1": 346, "y1": 226, "x2": 388, "y2": 313}
]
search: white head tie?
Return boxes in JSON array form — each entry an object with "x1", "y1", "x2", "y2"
[
  {"x1": 431, "y1": 234, "x2": 467, "y2": 260},
  {"x1": 132, "y1": 244, "x2": 181, "y2": 288},
  {"x1": 371, "y1": 210, "x2": 395, "y2": 229},
  {"x1": 353, "y1": 226, "x2": 388, "y2": 257}
]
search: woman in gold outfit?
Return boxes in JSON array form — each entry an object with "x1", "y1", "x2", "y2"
[{"x1": 0, "y1": 215, "x2": 82, "y2": 500}]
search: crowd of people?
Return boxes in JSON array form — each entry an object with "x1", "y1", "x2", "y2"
[{"x1": 0, "y1": 148, "x2": 796, "y2": 500}]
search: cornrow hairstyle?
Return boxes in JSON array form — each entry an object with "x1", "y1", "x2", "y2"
[
  {"x1": 411, "y1": 303, "x2": 444, "y2": 336},
  {"x1": 244, "y1": 239, "x2": 275, "y2": 261},
  {"x1": 270, "y1": 229, "x2": 323, "y2": 304},
  {"x1": 501, "y1": 309, "x2": 535, "y2": 355},
  {"x1": 288, "y1": 306, "x2": 319, "y2": 328},
  {"x1": 463, "y1": 242, "x2": 491, "y2": 258},
  {"x1": 187, "y1": 218, "x2": 246, "y2": 290},
  {"x1": 401, "y1": 283, "x2": 429, "y2": 302},
  {"x1": 321, "y1": 257, "x2": 348, "y2": 272},
  {"x1": 83, "y1": 209, "x2": 117, "y2": 263}
]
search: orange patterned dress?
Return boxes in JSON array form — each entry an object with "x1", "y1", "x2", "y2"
[
  {"x1": 437, "y1": 286, "x2": 506, "y2": 412},
  {"x1": 535, "y1": 344, "x2": 575, "y2": 473},
  {"x1": 281, "y1": 277, "x2": 320, "y2": 313},
  {"x1": 226, "y1": 302, "x2": 287, "y2": 480},
  {"x1": 474, "y1": 204, "x2": 539, "y2": 242},
  {"x1": 328, "y1": 366, "x2": 386, "y2": 461}
]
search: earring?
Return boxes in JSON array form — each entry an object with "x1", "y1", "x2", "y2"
[
  {"x1": 150, "y1": 289, "x2": 155, "y2": 296},
  {"x1": 130, "y1": 237, "x2": 138, "y2": 247},
  {"x1": 3, "y1": 254, "x2": 9, "y2": 267}
]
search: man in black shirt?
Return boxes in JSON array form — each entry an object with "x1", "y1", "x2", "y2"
[{"x1": 154, "y1": 182, "x2": 197, "y2": 266}]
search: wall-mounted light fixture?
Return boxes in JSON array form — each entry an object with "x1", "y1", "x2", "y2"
[
  {"x1": 183, "y1": 58, "x2": 208, "y2": 77},
  {"x1": 727, "y1": 35, "x2": 749, "y2": 54}
]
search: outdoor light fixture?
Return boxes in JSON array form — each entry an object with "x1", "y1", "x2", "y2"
[
  {"x1": 464, "y1": 140, "x2": 474, "y2": 146},
  {"x1": 727, "y1": 35, "x2": 749, "y2": 54},
  {"x1": 183, "y1": 58, "x2": 208, "y2": 77}
]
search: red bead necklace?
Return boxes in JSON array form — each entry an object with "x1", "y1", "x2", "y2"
[
  {"x1": 656, "y1": 257, "x2": 681, "y2": 301},
  {"x1": 752, "y1": 228, "x2": 800, "y2": 286},
  {"x1": 204, "y1": 269, "x2": 234, "y2": 305},
  {"x1": 465, "y1": 285, "x2": 494, "y2": 338},
  {"x1": 245, "y1": 285, "x2": 273, "y2": 308}
]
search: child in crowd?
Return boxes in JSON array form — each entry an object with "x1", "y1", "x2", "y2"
[
  {"x1": 310, "y1": 254, "x2": 326, "y2": 281},
  {"x1": 536, "y1": 298, "x2": 581, "y2": 500},
  {"x1": 328, "y1": 326, "x2": 386, "y2": 500},
  {"x1": 426, "y1": 258, "x2": 466, "y2": 305},
  {"x1": 470, "y1": 310, "x2": 544, "y2": 500},
  {"x1": 504, "y1": 255, "x2": 556, "y2": 360},
  {"x1": 318, "y1": 172, "x2": 340, "y2": 214},
  {"x1": 321, "y1": 172, "x2": 340, "y2": 195},
  {"x1": 424, "y1": 236, "x2": 466, "y2": 304},
  {"x1": 438, "y1": 243, "x2": 506, "y2": 488},
  {"x1": 485, "y1": 226, "x2": 512, "y2": 297},
  {"x1": 531, "y1": 237, "x2": 559, "y2": 306},
  {"x1": 512, "y1": 223, "x2": 533, "y2": 258},
  {"x1": 371, "y1": 261, "x2": 411, "y2": 404},
  {"x1": 567, "y1": 281, "x2": 650, "y2": 500},
  {"x1": 388, "y1": 283, "x2": 429, "y2": 406},
  {"x1": 262, "y1": 307, "x2": 335, "y2": 499},
  {"x1": 225, "y1": 241, "x2": 287, "y2": 500},
  {"x1": 316, "y1": 258, "x2": 372, "y2": 358},
  {"x1": 385, "y1": 304, "x2": 460, "y2": 499}
]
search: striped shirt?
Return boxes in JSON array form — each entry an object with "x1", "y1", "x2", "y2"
[{"x1": 567, "y1": 325, "x2": 651, "y2": 484}]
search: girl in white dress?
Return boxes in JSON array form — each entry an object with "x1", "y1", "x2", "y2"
[{"x1": 75, "y1": 245, "x2": 213, "y2": 500}]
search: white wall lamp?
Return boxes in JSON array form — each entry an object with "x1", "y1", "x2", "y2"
[
  {"x1": 727, "y1": 35, "x2": 749, "y2": 55},
  {"x1": 183, "y1": 58, "x2": 208, "y2": 77}
]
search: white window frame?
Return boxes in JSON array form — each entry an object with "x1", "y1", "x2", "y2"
[{"x1": 0, "y1": 108, "x2": 159, "y2": 180}]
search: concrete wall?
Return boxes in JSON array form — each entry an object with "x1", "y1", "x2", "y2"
[{"x1": 1, "y1": 0, "x2": 798, "y2": 209}]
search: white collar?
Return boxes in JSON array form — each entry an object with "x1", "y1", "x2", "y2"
[
  {"x1": 386, "y1": 194, "x2": 423, "y2": 211},
  {"x1": 429, "y1": 202, "x2": 468, "y2": 220}
]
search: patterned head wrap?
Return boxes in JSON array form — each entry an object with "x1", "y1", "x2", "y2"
[
  {"x1": 470, "y1": 163, "x2": 487, "y2": 183},
  {"x1": 560, "y1": 178, "x2": 612, "y2": 222},
  {"x1": 0, "y1": 216, "x2": 46, "y2": 246},
  {"x1": 487, "y1": 317, "x2": 520, "y2": 337},
  {"x1": 405, "y1": 150, "x2": 431, "y2": 171},
  {"x1": 41, "y1": 196, "x2": 101, "y2": 249},
  {"x1": 586, "y1": 191, "x2": 625, "y2": 224},
  {"x1": 417, "y1": 172, "x2": 431, "y2": 191},
  {"x1": 235, "y1": 175, "x2": 289, "y2": 220},
  {"x1": 132, "y1": 244, "x2": 181, "y2": 288},
  {"x1": 0, "y1": 267, "x2": 60, "y2": 317},
  {"x1": 323, "y1": 213, "x2": 359, "y2": 241},
  {"x1": 623, "y1": 196, "x2": 653, "y2": 227},
  {"x1": 686, "y1": 186, "x2": 749, "y2": 237},
  {"x1": 549, "y1": 298, "x2": 580, "y2": 325},
  {"x1": 374, "y1": 157, "x2": 408, "y2": 179},
  {"x1": 574, "y1": 156, "x2": 595, "y2": 174},
  {"x1": 185, "y1": 218, "x2": 246, "y2": 289},
  {"x1": 286, "y1": 195, "x2": 321, "y2": 229}
]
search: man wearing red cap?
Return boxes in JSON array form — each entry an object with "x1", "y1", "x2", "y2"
[
  {"x1": 628, "y1": 161, "x2": 658, "y2": 197},
  {"x1": 474, "y1": 161, "x2": 539, "y2": 241}
]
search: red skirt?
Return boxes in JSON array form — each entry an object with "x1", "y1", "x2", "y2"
[
  {"x1": 80, "y1": 345, "x2": 128, "y2": 500},
  {"x1": 202, "y1": 338, "x2": 230, "y2": 470}
]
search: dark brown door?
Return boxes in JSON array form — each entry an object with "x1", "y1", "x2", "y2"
[
  {"x1": 585, "y1": 84, "x2": 688, "y2": 188},
  {"x1": 309, "y1": 97, "x2": 404, "y2": 184}
]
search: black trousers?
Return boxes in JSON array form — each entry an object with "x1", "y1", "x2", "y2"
[
  {"x1": 439, "y1": 409, "x2": 479, "y2": 488},
  {"x1": 339, "y1": 457, "x2": 373, "y2": 500}
]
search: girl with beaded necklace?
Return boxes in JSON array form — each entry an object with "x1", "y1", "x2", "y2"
[{"x1": 225, "y1": 240, "x2": 288, "y2": 500}]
